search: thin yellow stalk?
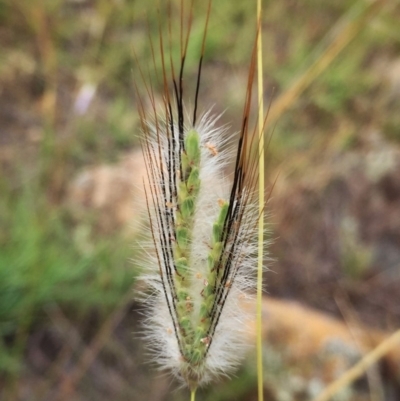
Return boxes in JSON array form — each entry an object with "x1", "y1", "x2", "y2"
[
  {"x1": 190, "y1": 389, "x2": 196, "y2": 401},
  {"x1": 312, "y1": 329, "x2": 400, "y2": 401},
  {"x1": 256, "y1": 1, "x2": 264, "y2": 401}
]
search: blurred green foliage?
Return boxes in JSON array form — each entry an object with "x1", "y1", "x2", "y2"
[{"x1": 0, "y1": 172, "x2": 134, "y2": 374}]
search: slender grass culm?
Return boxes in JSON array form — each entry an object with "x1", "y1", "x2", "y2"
[{"x1": 136, "y1": 1, "x2": 269, "y2": 399}]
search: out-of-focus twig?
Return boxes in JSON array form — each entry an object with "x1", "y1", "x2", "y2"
[
  {"x1": 15, "y1": 0, "x2": 58, "y2": 125},
  {"x1": 265, "y1": 0, "x2": 385, "y2": 128},
  {"x1": 335, "y1": 293, "x2": 385, "y2": 401},
  {"x1": 34, "y1": 304, "x2": 91, "y2": 399},
  {"x1": 52, "y1": 290, "x2": 133, "y2": 401},
  {"x1": 312, "y1": 328, "x2": 400, "y2": 401}
]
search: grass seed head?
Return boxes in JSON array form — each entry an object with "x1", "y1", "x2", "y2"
[{"x1": 137, "y1": 1, "x2": 267, "y2": 391}]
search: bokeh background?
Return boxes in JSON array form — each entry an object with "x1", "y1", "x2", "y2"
[{"x1": 1, "y1": 0, "x2": 400, "y2": 400}]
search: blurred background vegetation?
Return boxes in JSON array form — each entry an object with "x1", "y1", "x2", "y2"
[{"x1": 1, "y1": 0, "x2": 400, "y2": 400}]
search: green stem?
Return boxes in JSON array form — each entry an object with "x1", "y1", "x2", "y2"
[{"x1": 190, "y1": 389, "x2": 197, "y2": 401}]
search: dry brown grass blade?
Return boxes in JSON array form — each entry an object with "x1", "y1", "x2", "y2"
[
  {"x1": 265, "y1": 0, "x2": 385, "y2": 129},
  {"x1": 15, "y1": 1, "x2": 58, "y2": 124},
  {"x1": 334, "y1": 293, "x2": 386, "y2": 400},
  {"x1": 52, "y1": 290, "x2": 133, "y2": 401},
  {"x1": 33, "y1": 305, "x2": 83, "y2": 400},
  {"x1": 312, "y1": 328, "x2": 400, "y2": 401}
]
